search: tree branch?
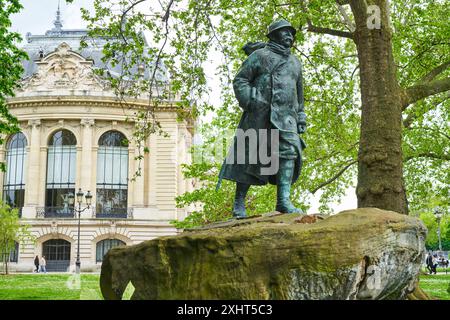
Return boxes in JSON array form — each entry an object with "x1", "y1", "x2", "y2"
[
  {"x1": 405, "y1": 152, "x2": 450, "y2": 162},
  {"x1": 405, "y1": 126, "x2": 450, "y2": 141},
  {"x1": 310, "y1": 160, "x2": 357, "y2": 194},
  {"x1": 403, "y1": 77, "x2": 450, "y2": 109},
  {"x1": 119, "y1": 0, "x2": 147, "y2": 44},
  {"x1": 312, "y1": 142, "x2": 359, "y2": 162},
  {"x1": 399, "y1": 42, "x2": 449, "y2": 71},
  {"x1": 336, "y1": 1, "x2": 355, "y2": 32},
  {"x1": 420, "y1": 60, "x2": 450, "y2": 83},
  {"x1": 162, "y1": 0, "x2": 175, "y2": 22},
  {"x1": 206, "y1": 15, "x2": 232, "y2": 84},
  {"x1": 299, "y1": 0, "x2": 354, "y2": 39},
  {"x1": 273, "y1": 1, "x2": 298, "y2": 6},
  {"x1": 350, "y1": 64, "x2": 359, "y2": 80},
  {"x1": 306, "y1": 23, "x2": 354, "y2": 39},
  {"x1": 403, "y1": 93, "x2": 450, "y2": 127},
  {"x1": 348, "y1": 0, "x2": 368, "y2": 23},
  {"x1": 292, "y1": 46, "x2": 328, "y2": 93}
]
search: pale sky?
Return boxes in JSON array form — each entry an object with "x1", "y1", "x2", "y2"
[
  {"x1": 11, "y1": 0, "x2": 92, "y2": 36},
  {"x1": 10, "y1": 0, "x2": 357, "y2": 214}
]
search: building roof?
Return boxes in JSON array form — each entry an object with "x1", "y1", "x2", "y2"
[{"x1": 21, "y1": 6, "x2": 168, "y2": 83}]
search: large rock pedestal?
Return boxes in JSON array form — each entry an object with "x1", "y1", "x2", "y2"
[{"x1": 100, "y1": 208, "x2": 427, "y2": 300}]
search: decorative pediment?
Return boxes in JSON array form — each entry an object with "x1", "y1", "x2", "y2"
[{"x1": 20, "y1": 42, "x2": 108, "y2": 92}]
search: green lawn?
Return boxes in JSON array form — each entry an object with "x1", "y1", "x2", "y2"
[
  {"x1": 0, "y1": 274, "x2": 104, "y2": 300},
  {"x1": 421, "y1": 267, "x2": 450, "y2": 274},
  {"x1": 419, "y1": 273, "x2": 450, "y2": 300},
  {"x1": 0, "y1": 273, "x2": 448, "y2": 300}
]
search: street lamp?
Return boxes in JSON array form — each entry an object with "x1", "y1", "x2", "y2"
[
  {"x1": 68, "y1": 188, "x2": 92, "y2": 274},
  {"x1": 434, "y1": 207, "x2": 444, "y2": 252}
]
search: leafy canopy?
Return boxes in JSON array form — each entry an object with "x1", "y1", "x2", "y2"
[
  {"x1": 0, "y1": 0, "x2": 28, "y2": 158},
  {"x1": 62, "y1": 0, "x2": 449, "y2": 226}
]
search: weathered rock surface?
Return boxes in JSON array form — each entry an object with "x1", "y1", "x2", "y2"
[{"x1": 100, "y1": 208, "x2": 427, "y2": 300}]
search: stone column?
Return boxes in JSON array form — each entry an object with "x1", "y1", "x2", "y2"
[
  {"x1": 175, "y1": 127, "x2": 186, "y2": 220},
  {"x1": 80, "y1": 119, "x2": 94, "y2": 191},
  {"x1": 38, "y1": 146, "x2": 47, "y2": 207},
  {"x1": 127, "y1": 146, "x2": 134, "y2": 209},
  {"x1": 80, "y1": 119, "x2": 94, "y2": 218},
  {"x1": 177, "y1": 127, "x2": 186, "y2": 197},
  {"x1": 23, "y1": 119, "x2": 41, "y2": 218},
  {"x1": 147, "y1": 134, "x2": 157, "y2": 206},
  {"x1": 185, "y1": 129, "x2": 194, "y2": 193},
  {"x1": 133, "y1": 144, "x2": 145, "y2": 208},
  {"x1": 0, "y1": 148, "x2": 5, "y2": 199}
]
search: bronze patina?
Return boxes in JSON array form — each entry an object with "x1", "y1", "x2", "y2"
[{"x1": 217, "y1": 19, "x2": 307, "y2": 218}]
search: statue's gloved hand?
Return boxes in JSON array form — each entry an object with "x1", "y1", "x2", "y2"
[
  {"x1": 297, "y1": 112, "x2": 307, "y2": 133},
  {"x1": 298, "y1": 124, "x2": 307, "y2": 134}
]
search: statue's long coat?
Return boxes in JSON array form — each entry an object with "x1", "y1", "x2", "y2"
[{"x1": 217, "y1": 46, "x2": 306, "y2": 187}]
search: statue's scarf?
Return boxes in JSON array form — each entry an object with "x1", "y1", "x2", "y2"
[{"x1": 266, "y1": 40, "x2": 291, "y2": 57}]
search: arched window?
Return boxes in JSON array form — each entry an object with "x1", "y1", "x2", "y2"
[
  {"x1": 96, "y1": 131, "x2": 128, "y2": 218},
  {"x1": 42, "y1": 239, "x2": 71, "y2": 272},
  {"x1": 96, "y1": 239, "x2": 125, "y2": 262},
  {"x1": 3, "y1": 133, "x2": 27, "y2": 215},
  {"x1": 45, "y1": 130, "x2": 77, "y2": 217}
]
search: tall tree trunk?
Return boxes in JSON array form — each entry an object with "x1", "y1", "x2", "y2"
[
  {"x1": 2, "y1": 253, "x2": 7, "y2": 275},
  {"x1": 351, "y1": 0, "x2": 408, "y2": 214}
]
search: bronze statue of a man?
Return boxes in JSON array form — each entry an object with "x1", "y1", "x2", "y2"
[{"x1": 217, "y1": 19, "x2": 306, "y2": 218}]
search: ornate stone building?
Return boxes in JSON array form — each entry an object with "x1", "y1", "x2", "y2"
[{"x1": 2, "y1": 10, "x2": 194, "y2": 272}]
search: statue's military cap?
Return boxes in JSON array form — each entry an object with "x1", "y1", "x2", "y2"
[{"x1": 266, "y1": 19, "x2": 296, "y2": 37}]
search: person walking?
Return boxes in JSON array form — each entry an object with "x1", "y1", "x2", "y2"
[
  {"x1": 40, "y1": 255, "x2": 47, "y2": 273},
  {"x1": 34, "y1": 255, "x2": 40, "y2": 273},
  {"x1": 431, "y1": 254, "x2": 438, "y2": 274},
  {"x1": 426, "y1": 252, "x2": 434, "y2": 274}
]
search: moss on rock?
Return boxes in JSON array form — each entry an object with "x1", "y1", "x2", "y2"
[{"x1": 100, "y1": 208, "x2": 427, "y2": 300}]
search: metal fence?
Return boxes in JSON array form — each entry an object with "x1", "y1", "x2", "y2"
[
  {"x1": 36, "y1": 206, "x2": 75, "y2": 218},
  {"x1": 92, "y1": 207, "x2": 133, "y2": 219}
]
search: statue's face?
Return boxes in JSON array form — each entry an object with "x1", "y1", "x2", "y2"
[{"x1": 273, "y1": 28, "x2": 294, "y2": 48}]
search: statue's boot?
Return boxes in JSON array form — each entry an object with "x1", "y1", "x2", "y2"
[
  {"x1": 276, "y1": 159, "x2": 303, "y2": 214},
  {"x1": 232, "y1": 182, "x2": 250, "y2": 218}
]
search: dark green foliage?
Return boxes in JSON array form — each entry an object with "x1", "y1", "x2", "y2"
[
  {"x1": 0, "y1": 0, "x2": 28, "y2": 143},
  {"x1": 60, "y1": 1, "x2": 449, "y2": 226},
  {"x1": 0, "y1": 202, "x2": 33, "y2": 274}
]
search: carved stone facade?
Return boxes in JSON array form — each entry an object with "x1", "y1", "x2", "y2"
[
  {"x1": 2, "y1": 21, "x2": 194, "y2": 272},
  {"x1": 20, "y1": 42, "x2": 107, "y2": 93}
]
